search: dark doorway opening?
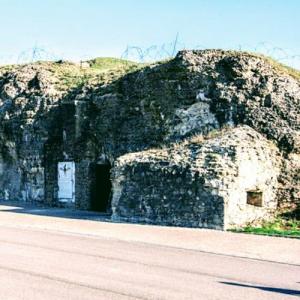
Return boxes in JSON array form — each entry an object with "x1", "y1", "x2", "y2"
[{"x1": 90, "y1": 163, "x2": 112, "y2": 213}]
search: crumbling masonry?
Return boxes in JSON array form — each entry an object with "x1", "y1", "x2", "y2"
[{"x1": 0, "y1": 50, "x2": 299, "y2": 229}]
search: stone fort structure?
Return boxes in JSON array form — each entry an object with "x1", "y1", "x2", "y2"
[{"x1": 0, "y1": 50, "x2": 299, "y2": 229}]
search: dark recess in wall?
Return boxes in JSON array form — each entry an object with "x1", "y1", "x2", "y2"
[{"x1": 90, "y1": 163, "x2": 112, "y2": 213}]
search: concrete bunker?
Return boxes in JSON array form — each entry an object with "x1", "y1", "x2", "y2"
[
  {"x1": 1, "y1": 50, "x2": 298, "y2": 230},
  {"x1": 111, "y1": 126, "x2": 281, "y2": 230}
]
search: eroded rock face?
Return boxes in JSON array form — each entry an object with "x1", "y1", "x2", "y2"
[
  {"x1": 0, "y1": 64, "x2": 62, "y2": 202},
  {"x1": 0, "y1": 50, "x2": 299, "y2": 228}
]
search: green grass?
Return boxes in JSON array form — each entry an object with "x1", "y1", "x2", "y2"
[
  {"x1": 208, "y1": 49, "x2": 300, "y2": 82},
  {"x1": 41, "y1": 58, "x2": 143, "y2": 92},
  {"x1": 1, "y1": 50, "x2": 299, "y2": 94},
  {"x1": 0, "y1": 57, "x2": 145, "y2": 92},
  {"x1": 87, "y1": 57, "x2": 141, "y2": 72},
  {"x1": 259, "y1": 55, "x2": 300, "y2": 81},
  {"x1": 240, "y1": 51, "x2": 300, "y2": 81},
  {"x1": 231, "y1": 217, "x2": 300, "y2": 238}
]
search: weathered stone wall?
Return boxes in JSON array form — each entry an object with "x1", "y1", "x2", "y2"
[
  {"x1": 221, "y1": 129, "x2": 281, "y2": 228},
  {"x1": 111, "y1": 160, "x2": 224, "y2": 229},
  {"x1": 112, "y1": 162, "x2": 225, "y2": 229},
  {"x1": 277, "y1": 153, "x2": 300, "y2": 209},
  {"x1": 0, "y1": 141, "x2": 21, "y2": 200},
  {"x1": 111, "y1": 126, "x2": 281, "y2": 229},
  {"x1": 0, "y1": 64, "x2": 62, "y2": 203}
]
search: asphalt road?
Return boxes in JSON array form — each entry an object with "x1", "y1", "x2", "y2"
[{"x1": 0, "y1": 204, "x2": 299, "y2": 300}]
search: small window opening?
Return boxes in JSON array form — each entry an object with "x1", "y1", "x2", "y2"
[{"x1": 247, "y1": 190, "x2": 263, "y2": 207}]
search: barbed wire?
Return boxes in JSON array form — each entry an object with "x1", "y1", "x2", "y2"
[
  {"x1": 0, "y1": 45, "x2": 62, "y2": 66},
  {"x1": 121, "y1": 37, "x2": 300, "y2": 69},
  {"x1": 1, "y1": 39, "x2": 300, "y2": 69},
  {"x1": 121, "y1": 34, "x2": 184, "y2": 63}
]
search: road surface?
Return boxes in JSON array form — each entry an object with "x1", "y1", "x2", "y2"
[{"x1": 0, "y1": 203, "x2": 299, "y2": 300}]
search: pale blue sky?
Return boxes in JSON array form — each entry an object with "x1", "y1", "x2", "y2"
[{"x1": 1, "y1": 0, "x2": 299, "y2": 68}]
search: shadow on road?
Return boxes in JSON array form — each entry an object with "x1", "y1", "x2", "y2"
[
  {"x1": 0, "y1": 201, "x2": 111, "y2": 221},
  {"x1": 220, "y1": 281, "x2": 300, "y2": 296}
]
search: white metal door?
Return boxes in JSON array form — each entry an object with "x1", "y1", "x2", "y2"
[{"x1": 58, "y1": 162, "x2": 75, "y2": 203}]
